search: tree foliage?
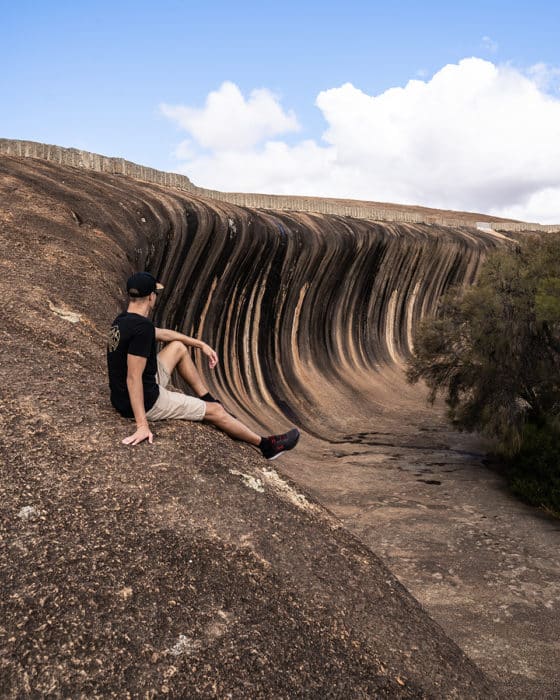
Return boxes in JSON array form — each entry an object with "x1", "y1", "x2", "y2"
[{"x1": 407, "y1": 233, "x2": 560, "y2": 512}]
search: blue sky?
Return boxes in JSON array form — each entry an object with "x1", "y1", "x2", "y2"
[{"x1": 2, "y1": 1, "x2": 560, "y2": 221}]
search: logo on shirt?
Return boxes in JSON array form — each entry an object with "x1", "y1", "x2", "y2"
[{"x1": 108, "y1": 325, "x2": 120, "y2": 352}]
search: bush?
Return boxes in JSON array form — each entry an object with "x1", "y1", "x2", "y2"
[
  {"x1": 407, "y1": 233, "x2": 560, "y2": 513},
  {"x1": 507, "y1": 421, "x2": 560, "y2": 514}
]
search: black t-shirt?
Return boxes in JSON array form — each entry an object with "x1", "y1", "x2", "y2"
[{"x1": 107, "y1": 312, "x2": 159, "y2": 417}]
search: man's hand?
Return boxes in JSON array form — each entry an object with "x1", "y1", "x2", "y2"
[
  {"x1": 122, "y1": 424, "x2": 154, "y2": 445},
  {"x1": 201, "y1": 343, "x2": 219, "y2": 369}
]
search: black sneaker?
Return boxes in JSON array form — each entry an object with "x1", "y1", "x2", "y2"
[{"x1": 260, "y1": 428, "x2": 300, "y2": 460}]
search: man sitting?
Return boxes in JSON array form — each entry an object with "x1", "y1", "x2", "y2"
[{"x1": 107, "y1": 272, "x2": 299, "y2": 460}]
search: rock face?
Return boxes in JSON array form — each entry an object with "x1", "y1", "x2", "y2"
[
  {"x1": 0, "y1": 154, "x2": 508, "y2": 697},
  {"x1": 142, "y1": 192, "x2": 505, "y2": 441}
]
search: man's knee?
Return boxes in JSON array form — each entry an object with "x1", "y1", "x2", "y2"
[
  {"x1": 169, "y1": 340, "x2": 187, "y2": 356},
  {"x1": 163, "y1": 340, "x2": 187, "y2": 367},
  {"x1": 157, "y1": 340, "x2": 186, "y2": 375},
  {"x1": 204, "y1": 402, "x2": 226, "y2": 423}
]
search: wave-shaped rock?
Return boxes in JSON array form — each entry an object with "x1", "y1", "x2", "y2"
[
  {"x1": 0, "y1": 152, "x2": 503, "y2": 697},
  {"x1": 151, "y1": 203, "x2": 504, "y2": 437}
]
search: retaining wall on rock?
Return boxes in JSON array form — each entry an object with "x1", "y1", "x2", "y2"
[{"x1": 1, "y1": 138, "x2": 559, "y2": 232}]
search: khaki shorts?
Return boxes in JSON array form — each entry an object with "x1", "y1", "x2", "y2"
[{"x1": 146, "y1": 359, "x2": 206, "y2": 422}]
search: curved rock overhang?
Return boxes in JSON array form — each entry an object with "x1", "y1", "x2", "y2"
[
  {"x1": 0, "y1": 153, "x2": 505, "y2": 697},
  {"x1": 1, "y1": 150, "x2": 511, "y2": 438},
  {"x1": 148, "y1": 200, "x2": 506, "y2": 437}
]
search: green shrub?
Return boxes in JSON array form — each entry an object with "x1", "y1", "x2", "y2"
[
  {"x1": 407, "y1": 233, "x2": 560, "y2": 514},
  {"x1": 507, "y1": 422, "x2": 560, "y2": 514}
]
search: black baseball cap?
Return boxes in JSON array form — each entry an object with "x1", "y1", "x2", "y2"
[{"x1": 126, "y1": 272, "x2": 164, "y2": 298}]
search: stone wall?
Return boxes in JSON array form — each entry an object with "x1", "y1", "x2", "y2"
[{"x1": 1, "y1": 138, "x2": 558, "y2": 232}]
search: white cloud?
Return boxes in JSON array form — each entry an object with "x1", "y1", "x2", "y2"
[
  {"x1": 527, "y1": 62, "x2": 560, "y2": 94},
  {"x1": 161, "y1": 59, "x2": 560, "y2": 223},
  {"x1": 180, "y1": 140, "x2": 336, "y2": 195},
  {"x1": 491, "y1": 186, "x2": 560, "y2": 223},
  {"x1": 481, "y1": 36, "x2": 498, "y2": 53},
  {"x1": 160, "y1": 81, "x2": 300, "y2": 151}
]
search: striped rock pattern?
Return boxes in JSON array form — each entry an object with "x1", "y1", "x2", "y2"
[
  {"x1": 148, "y1": 199, "x2": 507, "y2": 436},
  {"x1": 0, "y1": 153, "x2": 508, "y2": 437}
]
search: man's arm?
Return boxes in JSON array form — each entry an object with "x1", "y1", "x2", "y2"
[
  {"x1": 122, "y1": 354, "x2": 154, "y2": 446},
  {"x1": 155, "y1": 328, "x2": 218, "y2": 369}
]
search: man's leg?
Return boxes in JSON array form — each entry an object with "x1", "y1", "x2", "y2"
[
  {"x1": 204, "y1": 402, "x2": 261, "y2": 446},
  {"x1": 153, "y1": 342, "x2": 299, "y2": 458},
  {"x1": 157, "y1": 341, "x2": 208, "y2": 397}
]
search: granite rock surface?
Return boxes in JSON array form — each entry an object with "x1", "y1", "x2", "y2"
[{"x1": 0, "y1": 153, "x2": 528, "y2": 698}]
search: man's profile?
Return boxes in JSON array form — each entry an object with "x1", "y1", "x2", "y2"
[{"x1": 107, "y1": 272, "x2": 299, "y2": 459}]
